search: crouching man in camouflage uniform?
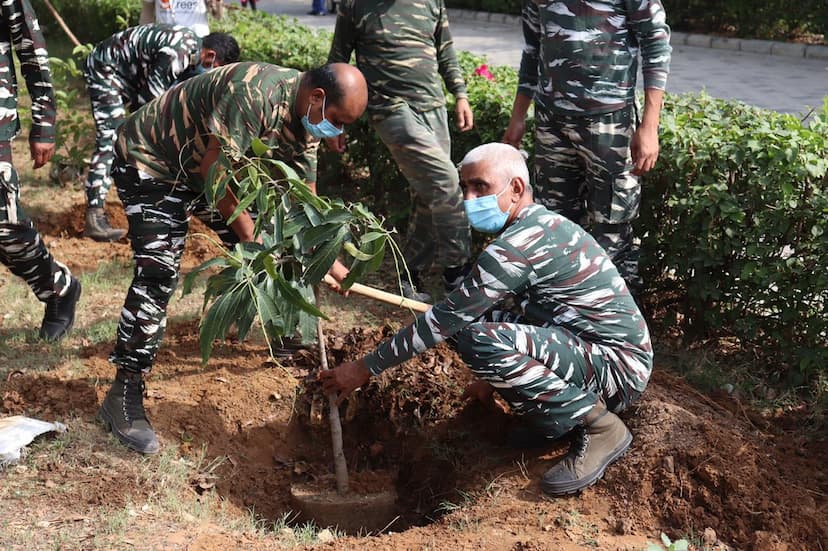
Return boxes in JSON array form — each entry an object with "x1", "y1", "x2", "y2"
[
  {"x1": 99, "y1": 62, "x2": 368, "y2": 454},
  {"x1": 0, "y1": 0, "x2": 81, "y2": 341},
  {"x1": 322, "y1": 143, "x2": 652, "y2": 496},
  {"x1": 503, "y1": 0, "x2": 672, "y2": 293},
  {"x1": 83, "y1": 24, "x2": 239, "y2": 241},
  {"x1": 328, "y1": 0, "x2": 474, "y2": 301}
]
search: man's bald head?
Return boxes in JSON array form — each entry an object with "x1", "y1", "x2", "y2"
[{"x1": 299, "y1": 63, "x2": 367, "y2": 127}]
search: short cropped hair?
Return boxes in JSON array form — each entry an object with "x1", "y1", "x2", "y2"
[
  {"x1": 202, "y1": 32, "x2": 240, "y2": 64},
  {"x1": 460, "y1": 143, "x2": 531, "y2": 194}
]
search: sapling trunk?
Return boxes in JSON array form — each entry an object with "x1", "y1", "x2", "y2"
[{"x1": 317, "y1": 316, "x2": 349, "y2": 494}]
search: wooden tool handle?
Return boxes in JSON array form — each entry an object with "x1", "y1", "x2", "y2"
[{"x1": 323, "y1": 274, "x2": 431, "y2": 313}]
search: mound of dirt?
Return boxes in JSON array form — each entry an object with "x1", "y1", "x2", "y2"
[
  {"x1": 2, "y1": 324, "x2": 826, "y2": 549},
  {"x1": 35, "y1": 199, "x2": 227, "y2": 273},
  {"x1": 604, "y1": 373, "x2": 827, "y2": 549}
]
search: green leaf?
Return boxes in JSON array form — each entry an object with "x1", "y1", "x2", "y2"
[
  {"x1": 226, "y1": 189, "x2": 260, "y2": 224},
  {"x1": 199, "y1": 285, "x2": 247, "y2": 364},
  {"x1": 343, "y1": 240, "x2": 375, "y2": 261},
  {"x1": 299, "y1": 223, "x2": 343, "y2": 253},
  {"x1": 181, "y1": 257, "x2": 230, "y2": 296},
  {"x1": 272, "y1": 270, "x2": 327, "y2": 319},
  {"x1": 302, "y1": 225, "x2": 348, "y2": 285},
  {"x1": 251, "y1": 137, "x2": 269, "y2": 157}
]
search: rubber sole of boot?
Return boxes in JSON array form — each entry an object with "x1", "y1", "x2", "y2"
[
  {"x1": 540, "y1": 431, "x2": 633, "y2": 497},
  {"x1": 97, "y1": 404, "x2": 160, "y2": 455},
  {"x1": 39, "y1": 279, "x2": 82, "y2": 342},
  {"x1": 84, "y1": 229, "x2": 127, "y2": 243}
]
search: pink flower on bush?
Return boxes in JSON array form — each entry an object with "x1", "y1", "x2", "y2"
[{"x1": 473, "y1": 64, "x2": 495, "y2": 81}]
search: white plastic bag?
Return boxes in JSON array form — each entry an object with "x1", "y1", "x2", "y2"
[{"x1": 0, "y1": 416, "x2": 67, "y2": 466}]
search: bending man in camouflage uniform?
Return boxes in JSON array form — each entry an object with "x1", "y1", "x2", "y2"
[
  {"x1": 322, "y1": 143, "x2": 652, "y2": 496},
  {"x1": 99, "y1": 62, "x2": 368, "y2": 454},
  {"x1": 0, "y1": 0, "x2": 81, "y2": 341},
  {"x1": 83, "y1": 24, "x2": 239, "y2": 241},
  {"x1": 328, "y1": 0, "x2": 474, "y2": 301},
  {"x1": 503, "y1": 0, "x2": 672, "y2": 293}
]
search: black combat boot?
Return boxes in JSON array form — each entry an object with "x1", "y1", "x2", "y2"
[
  {"x1": 540, "y1": 403, "x2": 632, "y2": 496},
  {"x1": 84, "y1": 207, "x2": 126, "y2": 242},
  {"x1": 98, "y1": 369, "x2": 160, "y2": 454},
  {"x1": 39, "y1": 277, "x2": 82, "y2": 341}
]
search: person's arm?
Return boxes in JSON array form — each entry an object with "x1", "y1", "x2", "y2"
[
  {"x1": 503, "y1": 0, "x2": 540, "y2": 148},
  {"x1": 433, "y1": 0, "x2": 472, "y2": 131},
  {"x1": 327, "y1": 0, "x2": 356, "y2": 64},
  {"x1": 200, "y1": 136, "x2": 257, "y2": 242},
  {"x1": 631, "y1": 88, "x2": 664, "y2": 175},
  {"x1": 321, "y1": 239, "x2": 534, "y2": 398},
  {"x1": 147, "y1": 34, "x2": 199, "y2": 99},
  {"x1": 627, "y1": 0, "x2": 671, "y2": 175},
  {"x1": 325, "y1": 3, "x2": 356, "y2": 152},
  {"x1": 140, "y1": 0, "x2": 156, "y2": 24},
  {"x1": 10, "y1": 0, "x2": 56, "y2": 168}
]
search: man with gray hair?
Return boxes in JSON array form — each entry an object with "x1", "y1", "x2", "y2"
[{"x1": 322, "y1": 142, "x2": 653, "y2": 496}]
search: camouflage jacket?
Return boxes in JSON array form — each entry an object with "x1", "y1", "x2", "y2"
[
  {"x1": 364, "y1": 203, "x2": 653, "y2": 392},
  {"x1": 0, "y1": 0, "x2": 56, "y2": 143},
  {"x1": 518, "y1": 0, "x2": 671, "y2": 116},
  {"x1": 115, "y1": 62, "x2": 319, "y2": 190},
  {"x1": 328, "y1": 0, "x2": 467, "y2": 113},
  {"x1": 86, "y1": 24, "x2": 201, "y2": 110}
]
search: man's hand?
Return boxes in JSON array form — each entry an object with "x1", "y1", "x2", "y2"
[
  {"x1": 630, "y1": 124, "x2": 659, "y2": 176},
  {"x1": 460, "y1": 379, "x2": 502, "y2": 412},
  {"x1": 319, "y1": 358, "x2": 371, "y2": 405},
  {"x1": 456, "y1": 98, "x2": 474, "y2": 132},
  {"x1": 325, "y1": 134, "x2": 347, "y2": 154},
  {"x1": 30, "y1": 141, "x2": 54, "y2": 169},
  {"x1": 325, "y1": 259, "x2": 350, "y2": 296},
  {"x1": 501, "y1": 118, "x2": 526, "y2": 149}
]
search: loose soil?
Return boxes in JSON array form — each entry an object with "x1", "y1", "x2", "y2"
[{"x1": 1, "y1": 190, "x2": 826, "y2": 550}]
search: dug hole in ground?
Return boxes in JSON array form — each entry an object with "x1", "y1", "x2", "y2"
[{"x1": 0, "y1": 186, "x2": 826, "y2": 550}]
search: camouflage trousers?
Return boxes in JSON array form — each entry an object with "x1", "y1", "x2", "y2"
[
  {"x1": 371, "y1": 104, "x2": 471, "y2": 272},
  {"x1": 84, "y1": 61, "x2": 131, "y2": 209},
  {"x1": 0, "y1": 141, "x2": 72, "y2": 301},
  {"x1": 455, "y1": 310, "x2": 645, "y2": 438},
  {"x1": 109, "y1": 159, "x2": 242, "y2": 373},
  {"x1": 534, "y1": 103, "x2": 642, "y2": 291}
]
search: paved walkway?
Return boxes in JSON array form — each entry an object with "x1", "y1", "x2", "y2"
[{"x1": 256, "y1": 0, "x2": 827, "y2": 115}]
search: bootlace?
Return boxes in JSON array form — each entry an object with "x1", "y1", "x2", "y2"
[
  {"x1": 44, "y1": 294, "x2": 62, "y2": 319},
  {"x1": 121, "y1": 377, "x2": 148, "y2": 422},
  {"x1": 572, "y1": 427, "x2": 590, "y2": 460}
]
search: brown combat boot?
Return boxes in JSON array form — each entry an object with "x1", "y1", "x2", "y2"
[
  {"x1": 84, "y1": 207, "x2": 126, "y2": 242},
  {"x1": 540, "y1": 403, "x2": 632, "y2": 496}
]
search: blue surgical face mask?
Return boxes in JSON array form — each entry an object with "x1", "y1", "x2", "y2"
[
  {"x1": 463, "y1": 179, "x2": 514, "y2": 234},
  {"x1": 193, "y1": 63, "x2": 209, "y2": 75},
  {"x1": 302, "y1": 96, "x2": 343, "y2": 139}
]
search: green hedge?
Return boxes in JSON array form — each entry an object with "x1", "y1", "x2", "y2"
[
  {"x1": 444, "y1": 0, "x2": 827, "y2": 41},
  {"x1": 32, "y1": 0, "x2": 141, "y2": 44},
  {"x1": 642, "y1": 94, "x2": 828, "y2": 378}
]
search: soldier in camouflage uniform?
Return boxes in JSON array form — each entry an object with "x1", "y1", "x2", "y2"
[
  {"x1": 322, "y1": 143, "x2": 652, "y2": 496},
  {"x1": 0, "y1": 0, "x2": 81, "y2": 341},
  {"x1": 503, "y1": 0, "x2": 672, "y2": 293},
  {"x1": 98, "y1": 62, "x2": 368, "y2": 454},
  {"x1": 328, "y1": 0, "x2": 474, "y2": 301},
  {"x1": 83, "y1": 25, "x2": 239, "y2": 242}
]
